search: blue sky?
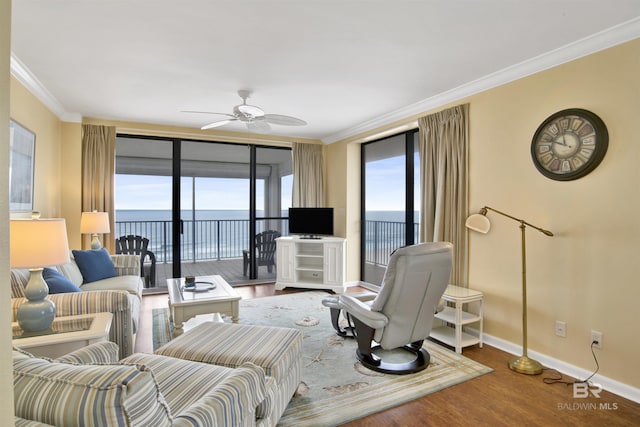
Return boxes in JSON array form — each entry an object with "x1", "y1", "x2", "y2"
[
  {"x1": 115, "y1": 175, "x2": 286, "y2": 210},
  {"x1": 115, "y1": 155, "x2": 414, "y2": 211}
]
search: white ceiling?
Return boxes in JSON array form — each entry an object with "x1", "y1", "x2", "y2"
[{"x1": 10, "y1": 1, "x2": 640, "y2": 143}]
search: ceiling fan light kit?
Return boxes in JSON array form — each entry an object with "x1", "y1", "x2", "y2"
[{"x1": 185, "y1": 90, "x2": 307, "y2": 131}]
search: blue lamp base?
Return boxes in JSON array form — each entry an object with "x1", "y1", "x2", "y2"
[{"x1": 17, "y1": 268, "x2": 56, "y2": 332}]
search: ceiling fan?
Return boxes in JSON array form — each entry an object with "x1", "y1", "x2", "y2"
[{"x1": 184, "y1": 90, "x2": 307, "y2": 132}]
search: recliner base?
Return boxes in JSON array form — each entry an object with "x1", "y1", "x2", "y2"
[{"x1": 357, "y1": 344, "x2": 431, "y2": 375}]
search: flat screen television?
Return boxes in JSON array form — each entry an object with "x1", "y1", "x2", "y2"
[{"x1": 288, "y1": 207, "x2": 334, "y2": 238}]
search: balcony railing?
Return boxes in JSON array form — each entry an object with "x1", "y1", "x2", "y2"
[
  {"x1": 115, "y1": 218, "x2": 288, "y2": 263},
  {"x1": 114, "y1": 218, "x2": 416, "y2": 268},
  {"x1": 363, "y1": 220, "x2": 420, "y2": 267}
]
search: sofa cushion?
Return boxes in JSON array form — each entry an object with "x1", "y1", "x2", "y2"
[
  {"x1": 72, "y1": 248, "x2": 117, "y2": 284},
  {"x1": 13, "y1": 350, "x2": 172, "y2": 427},
  {"x1": 81, "y1": 274, "x2": 143, "y2": 298},
  {"x1": 55, "y1": 258, "x2": 85, "y2": 287},
  {"x1": 42, "y1": 268, "x2": 81, "y2": 294}
]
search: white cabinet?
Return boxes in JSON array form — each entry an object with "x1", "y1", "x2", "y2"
[
  {"x1": 275, "y1": 236, "x2": 347, "y2": 293},
  {"x1": 430, "y1": 285, "x2": 483, "y2": 354}
]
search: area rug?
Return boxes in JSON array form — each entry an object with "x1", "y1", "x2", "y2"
[{"x1": 153, "y1": 291, "x2": 492, "y2": 426}]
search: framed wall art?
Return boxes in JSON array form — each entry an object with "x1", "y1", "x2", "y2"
[{"x1": 9, "y1": 120, "x2": 35, "y2": 211}]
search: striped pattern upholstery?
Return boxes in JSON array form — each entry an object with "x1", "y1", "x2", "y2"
[
  {"x1": 156, "y1": 322, "x2": 302, "y2": 384},
  {"x1": 10, "y1": 254, "x2": 142, "y2": 359},
  {"x1": 14, "y1": 417, "x2": 55, "y2": 426},
  {"x1": 11, "y1": 290, "x2": 136, "y2": 359},
  {"x1": 155, "y1": 322, "x2": 303, "y2": 426},
  {"x1": 123, "y1": 353, "x2": 269, "y2": 427},
  {"x1": 54, "y1": 341, "x2": 120, "y2": 365},
  {"x1": 13, "y1": 350, "x2": 172, "y2": 427},
  {"x1": 11, "y1": 255, "x2": 141, "y2": 298},
  {"x1": 110, "y1": 254, "x2": 141, "y2": 277},
  {"x1": 10, "y1": 268, "x2": 30, "y2": 298}
]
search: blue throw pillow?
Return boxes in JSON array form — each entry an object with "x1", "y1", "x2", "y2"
[
  {"x1": 42, "y1": 268, "x2": 82, "y2": 294},
  {"x1": 72, "y1": 248, "x2": 117, "y2": 284}
]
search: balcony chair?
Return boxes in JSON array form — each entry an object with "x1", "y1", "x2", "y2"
[
  {"x1": 322, "y1": 242, "x2": 453, "y2": 374},
  {"x1": 243, "y1": 230, "x2": 281, "y2": 276},
  {"x1": 115, "y1": 234, "x2": 156, "y2": 287}
]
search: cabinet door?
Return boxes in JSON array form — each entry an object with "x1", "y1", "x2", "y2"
[
  {"x1": 323, "y1": 241, "x2": 344, "y2": 285},
  {"x1": 276, "y1": 240, "x2": 295, "y2": 283}
]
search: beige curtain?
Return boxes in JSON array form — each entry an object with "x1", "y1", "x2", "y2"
[
  {"x1": 81, "y1": 124, "x2": 116, "y2": 253},
  {"x1": 292, "y1": 143, "x2": 324, "y2": 207},
  {"x1": 418, "y1": 104, "x2": 469, "y2": 285}
]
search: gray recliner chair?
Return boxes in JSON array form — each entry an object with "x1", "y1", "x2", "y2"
[{"x1": 322, "y1": 242, "x2": 453, "y2": 374}]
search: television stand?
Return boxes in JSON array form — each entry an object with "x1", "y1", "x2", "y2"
[{"x1": 275, "y1": 236, "x2": 347, "y2": 293}]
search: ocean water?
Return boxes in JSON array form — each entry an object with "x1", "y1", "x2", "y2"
[
  {"x1": 114, "y1": 210, "x2": 416, "y2": 264},
  {"x1": 115, "y1": 209, "x2": 414, "y2": 222}
]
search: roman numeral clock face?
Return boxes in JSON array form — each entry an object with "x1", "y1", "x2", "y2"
[{"x1": 531, "y1": 109, "x2": 608, "y2": 181}]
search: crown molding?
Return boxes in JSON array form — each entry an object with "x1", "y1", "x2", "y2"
[
  {"x1": 322, "y1": 17, "x2": 640, "y2": 144},
  {"x1": 10, "y1": 52, "x2": 82, "y2": 123}
]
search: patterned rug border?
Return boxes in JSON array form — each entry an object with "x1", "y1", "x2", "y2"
[{"x1": 153, "y1": 291, "x2": 492, "y2": 426}]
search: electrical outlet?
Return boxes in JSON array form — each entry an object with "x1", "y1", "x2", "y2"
[
  {"x1": 555, "y1": 321, "x2": 566, "y2": 337},
  {"x1": 591, "y1": 330, "x2": 603, "y2": 349}
]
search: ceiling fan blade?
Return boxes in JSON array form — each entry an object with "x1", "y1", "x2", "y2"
[
  {"x1": 201, "y1": 118, "x2": 237, "y2": 130},
  {"x1": 182, "y1": 110, "x2": 236, "y2": 118},
  {"x1": 247, "y1": 121, "x2": 271, "y2": 132},
  {"x1": 264, "y1": 114, "x2": 307, "y2": 126}
]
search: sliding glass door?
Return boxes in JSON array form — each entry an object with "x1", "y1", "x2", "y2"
[
  {"x1": 361, "y1": 130, "x2": 419, "y2": 285},
  {"x1": 115, "y1": 136, "x2": 175, "y2": 292},
  {"x1": 115, "y1": 135, "x2": 292, "y2": 291},
  {"x1": 180, "y1": 141, "x2": 250, "y2": 285}
]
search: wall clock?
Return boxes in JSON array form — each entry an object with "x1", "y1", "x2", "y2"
[{"x1": 530, "y1": 108, "x2": 608, "y2": 181}]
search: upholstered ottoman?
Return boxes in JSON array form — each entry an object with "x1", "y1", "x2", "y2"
[{"x1": 155, "y1": 321, "x2": 303, "y2": 427}]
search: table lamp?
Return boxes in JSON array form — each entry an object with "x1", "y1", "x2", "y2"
[
  {"x1": 466, "y1": 206, "x2": 553, "y2": 375},
  {"x1": 10, "y1": 217, "x2": 71, "y2": 332},
  {"x1": 80, "y1": 211, "x2": 110, "y2": 249}
]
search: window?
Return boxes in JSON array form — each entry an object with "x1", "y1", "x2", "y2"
[{"x1": 361, "y1": 130, "x2": 419, "y2": 284}]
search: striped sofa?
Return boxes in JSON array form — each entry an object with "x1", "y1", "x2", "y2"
[
  {"x1": 11, "y1": 253, "x2": 143, "y2": 359},
  {"x1": 13, "y1": 342, "x2": 271, "y2": 426}
]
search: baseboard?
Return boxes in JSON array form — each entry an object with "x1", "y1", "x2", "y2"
[{"x1": 480, "y1": 331, "x2": 640, "y2": 403}]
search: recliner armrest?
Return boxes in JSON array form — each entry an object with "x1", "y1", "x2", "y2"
[{"x1": 339, "y1": 295, "x2": 389, "y2": 329}]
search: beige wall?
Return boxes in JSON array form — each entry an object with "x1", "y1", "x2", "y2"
[
  {"x1": 327, "y1": 38, "x2": 640, "y2": 389},
  {"x1": 2, "y1": 0, "x2": 15, "y2": 423},
  {"x1": 326, "y1": 140, "x2": 361, "y2": 281},
  {"x1": 468, "y1": 39, "x2": 640, "y2": 388},
  {"x1": 10, "y1": 77, "x2": 65, "y2": 219}
]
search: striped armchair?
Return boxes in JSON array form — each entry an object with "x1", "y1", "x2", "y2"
[
  {"x1": 11, "y1": 254, "x2": 143, "y2": 359},
  {"x1": 14, "y1": 342, "x2": 271, "y2": 427}
]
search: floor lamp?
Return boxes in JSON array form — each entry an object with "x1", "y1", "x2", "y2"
[{"x1": 466, "y1": 206, "x2": 553, "y2": 375}]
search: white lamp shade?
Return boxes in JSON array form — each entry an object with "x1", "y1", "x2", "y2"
[
  {"x1": 465, "y1": 214, "x2": 491, "y2": 234},
  {"x1": 80, "y1": 211, "x2": 110, "y2": 234},
  {"x1": 10, "y1": 218, "x2": 71, "y2": 268}
]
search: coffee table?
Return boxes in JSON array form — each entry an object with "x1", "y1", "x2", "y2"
[
  {"x1": 12, "y1": 312, "x2": 113, "y2": 358},
  {"x1": 167, "y1": 275, "x2": 241, "y2": 336}
]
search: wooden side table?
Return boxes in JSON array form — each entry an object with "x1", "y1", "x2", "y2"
[
  {"x1": 430, "y1": 285, "x2": 483, "y2": 353},
  {"x1": 12, "y1": 312, "x2": 113, "y2": 358}
]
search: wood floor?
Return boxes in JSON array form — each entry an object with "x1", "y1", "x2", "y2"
[{"x1": 136, "y1": 284, "x2": 640, "y2": 427}]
